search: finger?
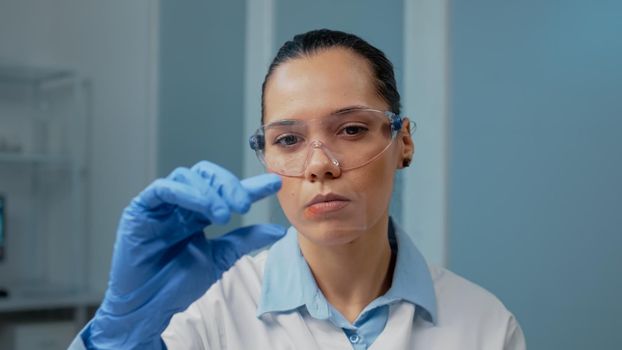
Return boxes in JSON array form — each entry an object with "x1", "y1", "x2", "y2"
[
  {"x1": 166, "y1": 167, "x2": 235, "y2": 224},
  {"x1": 138, "y1": 178, "x2": 231, "y2": 224},
  {"x1": 168, "y1": 166, "x2": 214, "y2": 200},
  {"x1": 213, "y1": 224, "x2": 288, "y2": 266},
  {"x1": 191, "y1": 161, "x2": 252, "y2": 214},
  {"x1": 240, "y1": 173, "x2": 282, "y2": 203}
]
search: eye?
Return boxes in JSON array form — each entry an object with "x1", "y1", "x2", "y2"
[
  {"x1": 339, "y1": 124, "x2": 368, "y2": 136},
  {"x1": 274, "y1": 134, "x2": 303, "y2": 147}
]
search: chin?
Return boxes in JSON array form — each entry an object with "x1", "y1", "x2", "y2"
[{"x1": 294, "y1": 218, "x2": 368, "y2": 247}]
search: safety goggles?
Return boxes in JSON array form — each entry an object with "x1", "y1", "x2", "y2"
[{"x1": 249, "y1": 108, "x2": 412, "y2": 177}]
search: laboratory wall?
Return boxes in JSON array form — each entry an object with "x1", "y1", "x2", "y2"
[
  {"x1": 448, "y1": 0, "x2": 622, "y2": 349},
  {"x1": 157, "y1": 0, "x2": 247, "y2": 234},
  {"x1": 158, "y1": 1, "x2": 246, "y2": 176}
]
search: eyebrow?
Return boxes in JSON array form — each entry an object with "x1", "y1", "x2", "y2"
[
  {"x1": 331, "y1": 105, "x2": 371, "y2": 114},
  {"x1": 266, "y1": 105, "x2": 372, "y2": 127},
  {"x1": 265, "y1": 119, "x2": 300, "y2": 128}
]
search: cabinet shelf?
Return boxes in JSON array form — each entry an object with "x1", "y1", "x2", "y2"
[
  {"x1": 0, "y1": 60, "x2": 75, "y2": 85},
  {"x1": 0, "y1": 153, "x2": 72, "y2": 164}
]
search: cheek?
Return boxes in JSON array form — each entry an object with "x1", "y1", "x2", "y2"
[
  {"x1": 354, "y1": 158, "x2": 395, "y2": 214},
  {"x1": 276, "y1": 179, "x2": 300, "y2": 218}
]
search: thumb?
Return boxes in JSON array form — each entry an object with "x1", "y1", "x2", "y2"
[{"x1": 214, "y1": 224, "x2": 287, "y2": 263}]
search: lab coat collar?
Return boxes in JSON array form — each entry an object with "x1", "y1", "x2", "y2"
[{"x1": 256, "y1": 217, "x2": 438, "y2": 325}]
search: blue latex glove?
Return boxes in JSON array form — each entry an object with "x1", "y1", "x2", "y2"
[{"x1": 82, "y1": 161, "x2": 284, "y2": 349}]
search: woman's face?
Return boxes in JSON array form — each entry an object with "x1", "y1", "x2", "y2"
[{"x1": 263, "y1": 48, "x2": 414, "y2": 246}]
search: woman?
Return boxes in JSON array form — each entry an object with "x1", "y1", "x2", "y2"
[{"x1": 73, "y1": 29, "x2": 525, "y2": 349}]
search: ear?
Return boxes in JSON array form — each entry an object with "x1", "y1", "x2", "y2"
[{"x1": 397, "y1": 117, "x2": 415, "y2": 169}]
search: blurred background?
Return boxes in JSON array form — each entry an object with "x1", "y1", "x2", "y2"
[{"x1": 0, "y1": 0, "x2": 620, "y2": 349}]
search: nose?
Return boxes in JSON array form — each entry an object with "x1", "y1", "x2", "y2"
[{"x1": 303, "y1": 140, "x2": 342, "y2": 181}]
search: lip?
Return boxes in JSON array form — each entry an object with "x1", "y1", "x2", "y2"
[
  {"x1": 304, "y1": 193, "x2": 351, "y2": 218},
  {"x1": 305, "y1": 193, "x2": 351, "y2": 208}
]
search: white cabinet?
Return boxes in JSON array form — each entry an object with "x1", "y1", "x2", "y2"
[{"x1": 0, "y1": 62, "x2": 98, "y2": 338}]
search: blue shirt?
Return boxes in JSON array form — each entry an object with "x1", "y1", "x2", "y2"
[{"x1": 256, "y1": 218, "x2": 438, "y2": 349}]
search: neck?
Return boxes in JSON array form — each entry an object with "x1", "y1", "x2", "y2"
[{"x1": 298, "y1": 215, "x2": 395, "y2": 323}]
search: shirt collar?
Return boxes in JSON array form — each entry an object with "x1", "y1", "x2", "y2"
[{"x1": 256, "y1": 217, "x2": 437, "y2": 324}]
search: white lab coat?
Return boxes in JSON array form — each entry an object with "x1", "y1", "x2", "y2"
[{"x1": 161, "y1": 250, "x2": 526, "y2": 349}]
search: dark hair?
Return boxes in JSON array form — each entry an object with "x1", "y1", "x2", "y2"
[{"x1": 261, "y1": 29, "x2": 401, "y2": 123}]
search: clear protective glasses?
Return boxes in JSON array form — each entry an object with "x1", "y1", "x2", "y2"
[{"x1": 249, "y1": 108, "x2": 413, "y2": 177}]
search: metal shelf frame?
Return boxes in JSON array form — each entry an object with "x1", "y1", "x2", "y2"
[{"x1": 0, "y1": 61, "x2": 96, "y2": 330}]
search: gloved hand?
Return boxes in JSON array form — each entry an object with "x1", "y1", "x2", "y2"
[{"x1": 82, "y1": 161, "x2": 284, "y2": 349}]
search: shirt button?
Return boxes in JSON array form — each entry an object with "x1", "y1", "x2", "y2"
[{"x1": 349, "y1": 334, "x2": 360, "y2": 344}]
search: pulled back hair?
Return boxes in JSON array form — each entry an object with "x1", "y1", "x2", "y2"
[{"x1": 261, "y1": 29, "x2": 401, "y2": 123}]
